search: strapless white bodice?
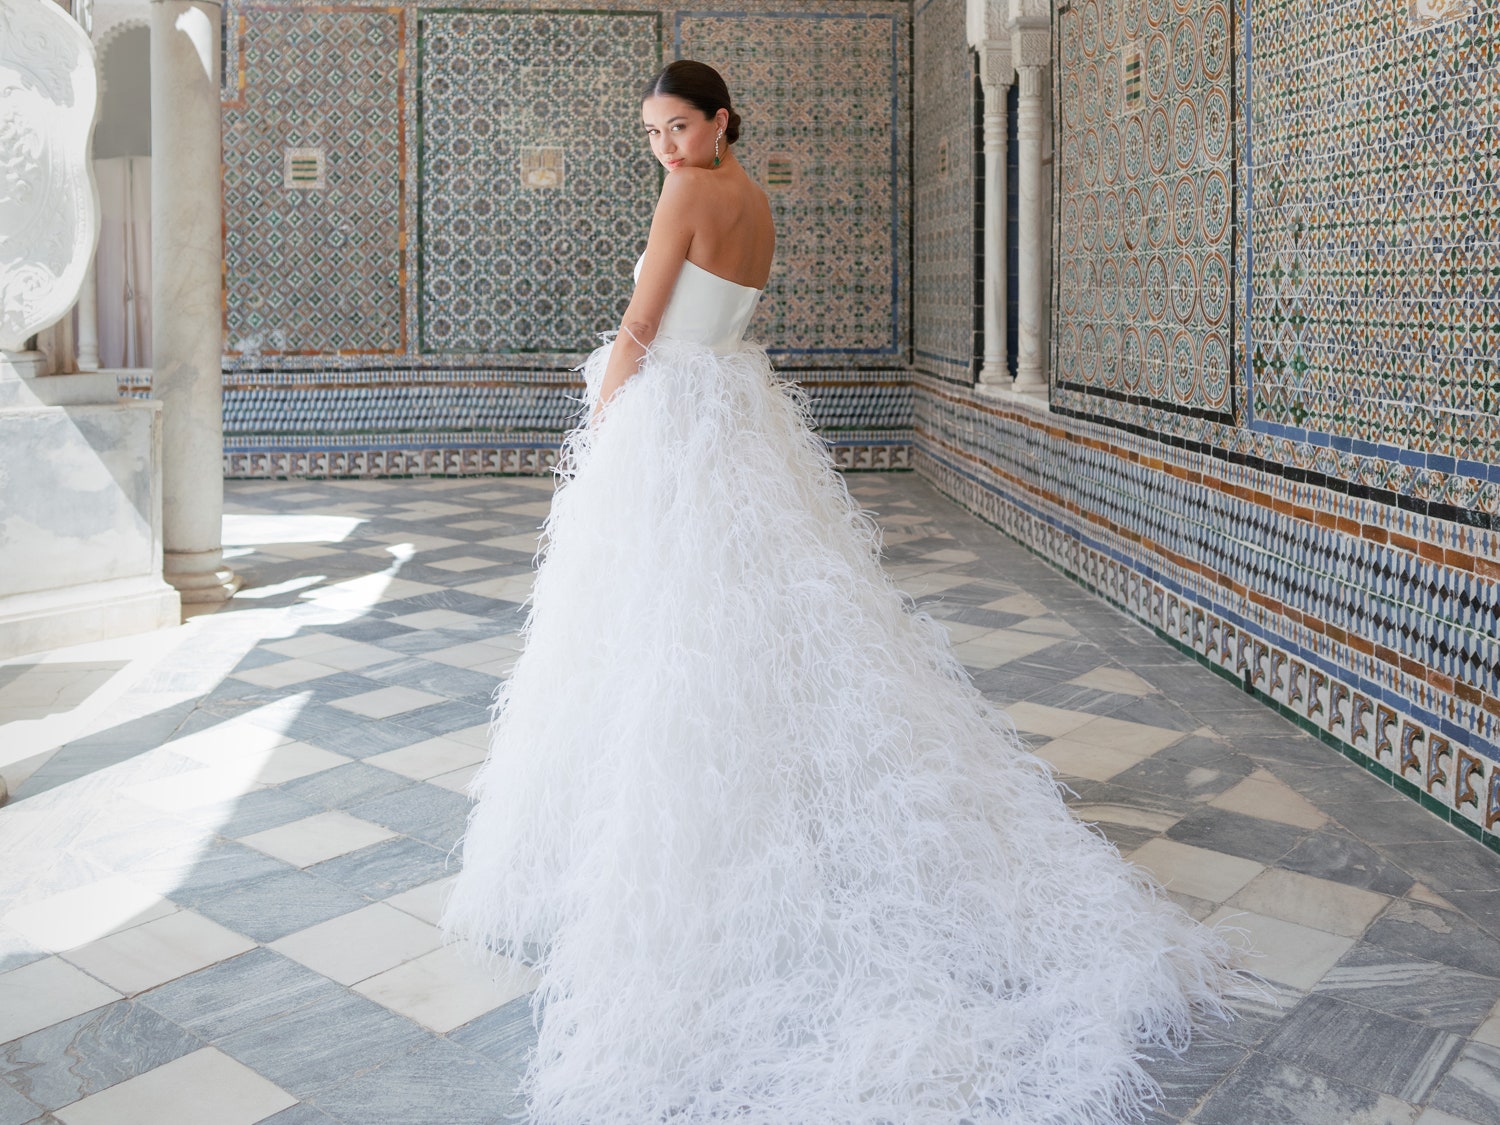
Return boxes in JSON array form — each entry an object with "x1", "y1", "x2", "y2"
[{"x1": 635, "y1": 256, "x2": 762, "y2": 354}]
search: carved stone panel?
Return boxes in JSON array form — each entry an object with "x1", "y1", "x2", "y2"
[{"x1": 0, "y1": 0, "x2": 100, "y2": 351}]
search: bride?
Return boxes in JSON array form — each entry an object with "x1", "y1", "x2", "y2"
[{"x1": 442, "y1": 59, "x2": 1248, "y2": 1125}]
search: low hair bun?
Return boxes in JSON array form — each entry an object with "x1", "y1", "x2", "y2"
[{"x1": 725, "y1": 109, "x2": 742, "y2": 145}]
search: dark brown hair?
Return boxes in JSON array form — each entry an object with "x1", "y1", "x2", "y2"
[{"x1": 642, "y1": 59, "x2": 741, "y2": 144}]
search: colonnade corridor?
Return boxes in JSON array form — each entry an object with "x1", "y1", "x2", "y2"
[{"x1": 1, "y1": 472, "x2": 1498, "y2": 1124}]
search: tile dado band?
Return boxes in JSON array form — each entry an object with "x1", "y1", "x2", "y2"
[{"x1": 914, "y1": 377, "x2": 1500, "y2": 848}]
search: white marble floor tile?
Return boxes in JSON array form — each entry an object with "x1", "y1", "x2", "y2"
[
  {"x1": 471, "y1": 657, "x2": 519, "y2": 678},
  {"x1": 1471, "y1": 997, "x2": 1500, "y2": 1048},
  {"x1": 457, "y1": 573, "x2": 536, "y2": 601},
  {"x1": 1064, "y1": 714, "x2": 1185, "y2": 756},
  {"x1": 0, "y1": 956, "x2": 122, "y2": 1042},
  {"x1": 429, "y1": 763, "x2": 480, "y2": 793},
  {"x1": 311, "y1": 642, "x2": 403, "y2": 671},
  {"x1": 895, "y1": 571, "x2": 977, "y2": 597},
  {"x1": 423, "y1": 640, "x2": 514, "y2": 669},
  {"x1": 921, "y1": 547, "x2": 980, "y2": 563},
  {"x1": 1069, "y1": 801, "x2": 1183, "y2": 834},
  {"x1": 1414, "y1": 1109, "x2": 1488, "y2": 1125},
  {"x1": 165, "y1": 722, "x2": 295, "y2": 762},
  {"x1": 261, "y1": 633, "x2": 351, "y2": 658},
  {"x1": 428, "y1": 556, "x2": 497, "y2": 573},
  {"x1": 1004, "y1": 701, "x2": 1099, "y2": 739},
  {"x1": 306, "y1": 576, "x2": 446, "y2": 609},
  {"x1": 386, "y1": 609, "x2": 485, "y2": 630},
  {"x1": 1210, "y1": 769, "x2": 1329, "y2": 830},
  {"x1": 60, "y1": 909, "x2": 256, "y2": 995},
  {"x1": 168, "y1": 733, "x2": 347, "y2": 784},
  {"x1": 239, "y1": 811, "x2": 397, "y2": 868},
  {"x1": 329, "y1": 686, "x2": 448, "y2": 719},
  {"x1": 477, "y1": 532, "x2": 543, "y2": 553},
  {"x1": 445, "y1": 723, "x2": 491, "y2": 749},
  {"x1": 353, "y1": 944, "x2": 538, "y2": 1032},
  {"x1": 1032, "y1": 736, "x2": 1153, "y2": 782},
  {"x1": 1068, "y1": 666, "x2": 1158, "y2": 696},
  {"x1": 367, "y1": 736, "x2": 488, "y2": 781},
  {"x1": 1128, "y1": 838, "x2": 1266, "y2": 903},
  {"x1": 980, "y1": 592, "x2": 1049, "y2": 616},
  {"x1": 1205, "y1": 905, "x2": 1356, "y2": 990},
  {"x1": 501, "y1": 500, "x2": 553, "y2": 517},
  {"x1": 384, "y1": 876, "x2": 457, "y2": 926},
  {"x1": 3, "y1": 875, "x2": 177, "y2": 952},
  {"x1": 232, "y1": 659, "x2": 340, "y2": 690},
  {"x1": 54, "y1": 1047, "x2": 297, "y2": 1125},
  {"x1": 1228, "y1": 867, "x2": 1389, "y2": 939},
  {"x1": 270, "y1": 902, "x2": 441, "y2": 986}
]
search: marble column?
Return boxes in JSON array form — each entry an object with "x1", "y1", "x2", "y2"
[
  {"x1": 1012, "y1": 27, "x2": 1049, "y2": 393},
  {"x1": 151, "y1": 0, "x2": 237, "y2": 607},
  {"x1": 76, "y1": 253, "x2": 100, "y2": 371},
  {"x1": 977, "y1": 42, "x2": 1012, "y2": 388}
]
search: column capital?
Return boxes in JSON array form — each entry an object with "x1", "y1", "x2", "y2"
[
  {"x1": 977, "y1": 39, "x2": 1013, "y2": 90},
  {"x1": 1011, "y1": 26, "x2": 1050, "y2": 70}
]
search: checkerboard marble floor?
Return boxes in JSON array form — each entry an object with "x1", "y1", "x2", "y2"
[{"x1": 3, "y1": 472, "x2": 1500, "y2": 1125}]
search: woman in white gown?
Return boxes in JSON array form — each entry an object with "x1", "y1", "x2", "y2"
[{"x1": 442, "y1": 60, "x2": 1249, "y2": 1125}]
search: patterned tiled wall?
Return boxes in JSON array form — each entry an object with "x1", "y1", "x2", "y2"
[
  {"x1": 918, "y1": 0, "x2": 1500, "y2": 846},
  {"x1": 677, "y1": 10, "x2": 909, "y2": 358},
  {"x1": 1243, "y1": 0, "x2": 1499, "y2": 467},
  {"x1": 1053, "y1": 0, "x2": 1234, "y2": 418},
  {"x1": 418, "y1": 9, "x2": 661, "y2": 354},
  {"x1": 217, "y1": 0, "x2": 912, "y2": 471},
  {"x1": 911, "y1": 0, "x2": 977, "y2": 381},
  {"x1": 222, "y1": 5, "x2": 406, "y2": 356},
  {"x1": 915, "y1": 382, "x2": 1500, "y2": 850}
]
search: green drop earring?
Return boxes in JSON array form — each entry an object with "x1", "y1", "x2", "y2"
[{"x1": 714, "y1": 130, "x2": 722, "y2": 167}]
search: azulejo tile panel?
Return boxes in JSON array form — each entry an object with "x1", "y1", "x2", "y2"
[
  {"x1": 418, "y1": 8, "x2": 661, "y2": 354},
  {"x1": 915, "y1": 377, "x2": 1500, "y2": 847},
  {"x1": 1053, "y1": 0, "x2": 1235, "y2": 418},
  {"x1": 1243, "y1": 0, "x2": 1499, "y2": 466},
  {"x1": 676, "y1": 7, "x2": 910, "y2": 358},
  {"x1": 911, "y1": 0, "x2": 976, "y2": 382},
  {"x1": 222, "y1": 4, "x2": 406, "y2": 356}
]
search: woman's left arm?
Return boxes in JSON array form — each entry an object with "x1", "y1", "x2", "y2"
[{"x1": 593, "y1": 172, "x2": 701, "y2": 417}]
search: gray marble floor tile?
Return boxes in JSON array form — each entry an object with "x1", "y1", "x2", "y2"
[
  {"x1": 1209, "y1": 980, "x2": 1298, "y2": 1049},
  {"x1": 1015, "y1": 682, "x2": 1126, "y2": 715},
  {"x1": 281, "y1": 763, "x2": 416, "y2": 811},
  {"x1": 182, "y1": 789, "x2": 326, "y2": 839},
  {"x1": 1059, "y1": 779, "x2": 1198, "y2": 822},
  {"x1": 379, "y1": 591, "x2": 508, "y2": 617},
  {"x1": 446, "y1": 992, "x2": 535, "y2": 1076},
  {"x1": 1364, "y1": 900, "x2": 1500, "y2": 979},
  {"x1": 311, "y1": 1038, "x2": 523, "y2": 1124},
  {"x1": 320, "y1": 620, "x2": 414, "y2": 644},
  {"x1": 293, "y1": 715, "x2": 435, "y2": 759},
  {"x1": 0, "y1": 1085, "x2": 37, "y2": 1125},
  {"x1": 140, "y1": 948, "x2": 343, "y2": 1040},
  {"x1": 1444, "y1": 889, "x2": 1500, "y2": 942},
  {"x1": 259, "y1": 1104, "x2": 340, "y2": 1124},
  {"x1": 1313, "y1": 942, "x2": 1500, "y2": 1034},
  {"x1": 356, "y1": 659, "x2": 500, "y2": 704},
  {"x1": 1097, "y1": 695, "x2": 1206, "y2": 734},
  {"x1": 350, "y1": 785, "x2": 472, "y2": 851},
  {"x1": 1259, "y1": 993, "x2": 1462, "y2": 1102},
  {"x1": 1275, "y1": 829, "x2": 1416, "y2": 896},
  {"x1": 0, "y1": 927, "x2": 46, "y2": 975},
  {"x1": 1109, "y1": 754, "x2": 1246, "y2": 803},
  {"x1": 390, "y1": 701, "x2": 492, "y2": 738},
  {"x1": 1380, "y1": 841, "x2": 1500, "y2": 896},
  {"x1": 1138, "y1": 1033, "x2": 1247, "y2": 1121},
  {"x1": 0, "y1": 1001, "x2": 200, "y2": 1111},
  {"x1": 968, "y1": 667, "x2": 1066, "y2": 704},
  {"x1": 1165, "y1": 806, "x2": 1305, "y2": 865},
  {"x1": 310, "y1": 836, "x2": 453, "y2": 900},
  {"x1": 132, "y1": 837, "x2": 290, "y2": 904},
  {"x1": 190, "y1": 869, "x2": 371, "y2": 943},
  {"x1": 1191, "y1": 1049, "x2": 1419, "y2": 1125},
  {"x1": 1429, "y1": 1041, "x2": 1500, "y2": 1124},
  {"x1": 217, "y1": 990, "x2": 429, "y2": 1099}
]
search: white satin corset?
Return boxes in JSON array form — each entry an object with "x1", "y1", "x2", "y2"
[{"x1": 635, "y1": 256, "x2": 763, "y2": 354}]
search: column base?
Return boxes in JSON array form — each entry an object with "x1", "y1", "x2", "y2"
[{"x1": 164, "y1": 548, "x2": 242, "y2": 613}]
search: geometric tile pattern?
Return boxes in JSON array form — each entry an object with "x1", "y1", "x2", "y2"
[
  {"x1": 222, "y1": 5, "x2": 406, "y2": 356},
  {"x1": 911, "y1": 0, "x2": 978, "y2": 381},
  {"x1": 1244, "y1": 0, "x2": 1500, "y2": 465},
  {"x1": 7, "y1": 474, "x2": 1500, "y2": 1123},
  {"x1": 915, "y1": 376, "x2": 1500, "y2": 846},
  {"x1": 1054, "y1": 0, "x2": 1235, "y2": 417},
  {"x1": 677, "y1": 8, "x2": 910, "y2": 358},
  {"x1": 417, "y1": 9, "x2": 661, "y2": 354}
]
